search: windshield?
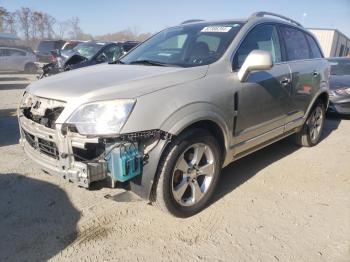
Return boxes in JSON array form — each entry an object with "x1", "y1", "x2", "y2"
[
  {"x1": 73, "y1": 42, "x2": 105, "y2": 59},
  {"x1": 121, "y1": 22, "x2": 243, "y2": 67},
  {"x1": 328, "y1": 59, "x2": 350, "y2": 75}
]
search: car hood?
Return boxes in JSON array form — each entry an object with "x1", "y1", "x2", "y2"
[
  {"x1": 329, "y1": 75, "x2": 350, "y2": 90},
  {"x1": 27, "y1": 64, "x2": 208, "y2": 102}
]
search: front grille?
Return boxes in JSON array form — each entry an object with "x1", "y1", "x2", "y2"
[
  {"x1": 23, "y1": 129, "x2": 59, "y2": 159},
  {"x1": 21, "y1": 94, "x2": 66, "y2": 129}
]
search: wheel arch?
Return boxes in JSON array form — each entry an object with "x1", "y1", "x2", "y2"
[{"x1": 303, "y1": 90, "x2": 329, "y2": 121}]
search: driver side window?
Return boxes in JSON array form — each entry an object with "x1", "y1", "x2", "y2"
[{"x1": 233, "y1": 24, "x2": 282, "y2": 69}]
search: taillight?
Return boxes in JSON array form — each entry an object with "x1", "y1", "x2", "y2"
[{"x1": 50, "y1": 55, "x2": 57, "y2": 63}]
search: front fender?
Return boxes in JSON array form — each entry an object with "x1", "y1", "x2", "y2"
[{"x1": 160, "y1": 102, "x2": 231, "y2": 149}]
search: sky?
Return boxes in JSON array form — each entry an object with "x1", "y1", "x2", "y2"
[{"x1": 2, "y1": 0, "x2": 350, "y2": 37}]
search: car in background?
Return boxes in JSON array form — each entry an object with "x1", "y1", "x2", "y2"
[
  {"x1": 38, "y1": 40, "x2": 140, "y2": 79},
  {"x1": 0, "y1": 46, "x2": 37, "y2": 73},
  {"x1": 57, "y1": 40, "x2": 139, "y2": 70},
  {"x1": 35, "y1": 40, "x2": 65, "y2": 64},
  {"x1": 327, "y1": 57, "x2": 350, "y2": 115}
]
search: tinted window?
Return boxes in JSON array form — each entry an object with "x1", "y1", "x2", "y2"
[
  {"x1": 121, "y1": 22, "x2": 243, "y2": 67},
  {"x1": 37, "y1": 41, "x2": 55, "y2": 52},
  {"x1": 122, "y1": 43, "x2": 137, "y2": 52},
  {"x1": 281, "y1": 26, "x2": 310, "y2": 61},
  {"x1": 233, "y1": 24, "x2": 282, "y2": 69},
  {"x1": 306, "y1": 34, "x2": 322, "y2": 58}
]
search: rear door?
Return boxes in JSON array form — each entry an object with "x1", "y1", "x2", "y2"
[
  {"x1": 279, "y1": 26, "x2": 323, "y2": 127},
  {"x1": 7, "y1": 49, "x2": 27, "y2": 71},
  {"x1": 232, "y1": 24, "x2": 292, "y2": 153}
]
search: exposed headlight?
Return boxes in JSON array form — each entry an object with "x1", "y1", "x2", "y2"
[
  {"x1": 66, "y1": 99, "x2": 136, "y2": 135},
  {"x1": 333, "y1": 87, "x2": 350, "y2": 96}
]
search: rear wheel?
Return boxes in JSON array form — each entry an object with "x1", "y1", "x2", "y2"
[
  {"x1": 294, "y1": 101, "x2": 325, "y2": 147},
  {"x1": 154, "y1": 129, "x2": 222, "y2": 217}
]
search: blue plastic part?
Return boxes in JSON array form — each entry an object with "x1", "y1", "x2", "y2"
[{"x1": 106, "y1": 143, "x2": 142, "y2": 182}]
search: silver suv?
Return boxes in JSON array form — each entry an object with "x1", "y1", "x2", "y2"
[{"x1": 18, "y1": 12, "x2": 329, "y2": 217}]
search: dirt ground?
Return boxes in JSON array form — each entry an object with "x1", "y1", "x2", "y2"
[{"x1": 0, "y1": 73, "x2": 349, "y2": 262}]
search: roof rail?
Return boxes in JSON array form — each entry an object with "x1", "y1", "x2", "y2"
[
  {"x1": 181, "y1": 19, "x2": 205, "y2": 25},
  {"x1": 250, "y1": 11, "x2": 303, "y2": 27}
]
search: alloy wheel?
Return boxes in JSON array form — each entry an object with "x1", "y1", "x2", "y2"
[{"x1": 171, "y1": 143, "x2": 215, "y2": 206}]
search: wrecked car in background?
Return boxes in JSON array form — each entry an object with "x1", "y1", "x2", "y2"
[
  {"x1": 18, "y1": 12, "x2": 329, "y2": 217},
  {"x1": 39, "y1": 41, "x2": 139, "y2": 78}
]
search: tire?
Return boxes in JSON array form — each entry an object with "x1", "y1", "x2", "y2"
[
  {"x1": 294, "y1": 101, "x2": 325, "y2": 147},
  {"x1": 153, "y1": 128, "x2": 222, "y2": 217},
  {"x1": 24, "y1": 63, "x2": 37, "y2": 74}
]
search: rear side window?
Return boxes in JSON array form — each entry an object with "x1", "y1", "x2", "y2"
[
  {"x1": 280, "y1": 26, "x2": 310, "y2": 61},
  {"x1": 305, "y1": 34, "x2": 323, "y2": 58},
  {"x1": 8, "y1": 49, "x2": 26, "y2": 56},
  {"x1": 37, "y1": 41, "x2": 55, "y2": 52},
  {"x1": 233, "y1": 24, "x2": 282, "y2": 69}
]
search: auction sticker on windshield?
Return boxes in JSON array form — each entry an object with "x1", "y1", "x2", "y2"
[{"x1": 201, "y1": 26, "x2": 232, "y2": 33}]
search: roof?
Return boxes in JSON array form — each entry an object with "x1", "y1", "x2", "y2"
[{"x1": 0, "y1": 32, "x2": 19, "y2": 40}]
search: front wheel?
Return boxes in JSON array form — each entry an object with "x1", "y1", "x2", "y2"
[
  {"x1": 154, "y1": 129, "x2": 222, "y2": 217},
  {"x1": 294, "y1": 101, "x2": 325, "y2": 147}
]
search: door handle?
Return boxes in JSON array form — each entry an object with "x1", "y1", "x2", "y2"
[
  {"x1": 312, "y1": 71, "x2": 320, "y2": 77},
  {"x1": 280, "y1": 77, "x2": 291, "y2": 86}
]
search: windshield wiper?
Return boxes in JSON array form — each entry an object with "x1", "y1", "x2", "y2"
[
  {"x1": 129, "y1": 60, "x2": 181, "y2": 67},
  {"x1": 109, "y1": 59, "x2": 125, "y2": 64}
]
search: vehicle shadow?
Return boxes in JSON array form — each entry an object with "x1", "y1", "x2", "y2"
[
  {"x1": 0, "y1": 173, "x2": 80, "y2": 261},
  {"x1": 0, "y1": 110, "x2": 19, "y2": 147},
  {"x1": 211, "y1": 118, "x2": 341, "y2": 205}
]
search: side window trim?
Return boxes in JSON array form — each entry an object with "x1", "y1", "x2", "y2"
[
  {"x1": 305, "y1": 33, "x2": 324, "y2": 59},
  {"x1": 276, "y1": 24, "x2": 288, "y2": 62}
]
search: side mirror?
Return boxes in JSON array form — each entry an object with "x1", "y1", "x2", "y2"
[{"x1": 237, "y1": 50, "x2": 273, "y2": 82}]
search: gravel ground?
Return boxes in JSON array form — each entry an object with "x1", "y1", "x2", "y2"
[{"x1": 0, "y1": 73, "x2": 349, "y2": 262}]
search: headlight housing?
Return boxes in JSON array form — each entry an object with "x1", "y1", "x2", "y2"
[
  {"x1": 332, "y1": 87, "x2": 350, "y2": 96},
  {"x1": 66, "y1": 99, "x2": 136, "y2": 136}
]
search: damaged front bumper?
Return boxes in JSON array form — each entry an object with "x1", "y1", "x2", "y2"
[{"x1": 19, "y1": 114, "x2": 107, "y2": 188}]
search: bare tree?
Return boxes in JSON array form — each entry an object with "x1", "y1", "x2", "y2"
[
  {"x1": 0, "y1": 7, "x2": 17, "y2": 34},
  {"x1": 57, "y1": 20, "x2": 69, "y2": 39},
  {"x1": 16, "y1": 7, "x2": 32, "y2": 42},
  {"x1": 0, "y1": 7, "x2": 9, "y2": 32},
  {"x1": 68, "y1": 17, "x2": 82, "y2": 39},
  {"x1": 44, "y1": 14, "x2": 56, "y2": 39},
  {"x1": 5, "y1": 12, "x2": 17, "y2": 34}
]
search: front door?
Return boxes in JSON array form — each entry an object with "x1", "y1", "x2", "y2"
[{"x1": 232, "y1": 24, "x2": 291, "y2": 153}]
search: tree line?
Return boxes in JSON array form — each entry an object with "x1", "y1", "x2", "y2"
[{"x1": 0, "y1": 6, "x2": 152, "y2": 48}]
